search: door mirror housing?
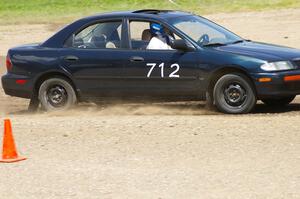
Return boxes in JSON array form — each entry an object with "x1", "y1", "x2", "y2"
[{"x1": 170, "y1": 39, "x2": 195, "y2": 51}]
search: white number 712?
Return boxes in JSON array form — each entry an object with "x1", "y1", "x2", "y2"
[{"x1": 147, "y1": 63, "x2": 180, "y2": 78}]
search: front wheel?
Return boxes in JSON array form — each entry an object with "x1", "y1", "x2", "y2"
[
  {"x1": 261, "y1": 95, "x2": 295, "y2": 106},
  {"x1": 213, "y1": 73, "x2": 256, "y2": 114},
  {"x1": 38, "y1": 77, "x2": 77, "y2": 111}
]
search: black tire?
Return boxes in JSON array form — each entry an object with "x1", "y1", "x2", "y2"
[
  {"x1": 213, "y1": 73, "x2": 256, "y2": 114},
  {"x1": 38, "y1": 77, "x2": 77, "y2": 111},
  {"x1": 262, "y1": 95, "x2": 295, "y2": 106}
]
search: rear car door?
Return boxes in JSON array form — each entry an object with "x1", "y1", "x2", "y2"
[
  {"x1": 122, "y1": 20, "x2": 201, "y2": 99},
  {"x1": 60, "y1": 19, "x2": 129, "y2": 98}
]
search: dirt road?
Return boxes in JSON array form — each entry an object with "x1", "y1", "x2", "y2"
[{"x1": 0, "y1": 9, "x2": 300, "y2": 199}]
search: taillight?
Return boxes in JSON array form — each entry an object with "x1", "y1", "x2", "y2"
[{"x1": 6, "y1": 55, "x2": 12, "y2": 71}]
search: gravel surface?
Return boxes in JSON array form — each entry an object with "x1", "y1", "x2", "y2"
[{"x1": 0, "y1": 9, "x2": 300, "y2": 199}]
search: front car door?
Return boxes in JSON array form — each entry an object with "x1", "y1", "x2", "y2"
[{"x1": 122, "y1": 19, "x2": 202, "y2": 100}]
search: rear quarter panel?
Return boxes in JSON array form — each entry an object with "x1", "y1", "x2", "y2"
[
  {"x1": 9, "y1": 46, "x2": 60, "y2": 76},
  {"x1": 4, "y1": 46, "x2": 67, "y2": 98}
]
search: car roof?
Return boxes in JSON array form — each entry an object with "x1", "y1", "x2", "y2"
[{"x1": 84, "y1": 9, "x2": 193, "y2": 21}]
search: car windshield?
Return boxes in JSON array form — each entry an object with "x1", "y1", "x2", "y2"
[{"x1": 169, "y1": 15, "x2": 243, "y2": 47}]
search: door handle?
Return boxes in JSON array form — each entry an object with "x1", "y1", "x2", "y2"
[
  {"x1": 64, "y1": 55, "x2": 79, "y2": 62},
  {"x1": 130, "y1": 56, "x2": 144, "y2": 62}
]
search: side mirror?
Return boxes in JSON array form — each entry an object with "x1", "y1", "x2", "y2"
[{"x1": 170, "y1": 39, "x2": 195, "y2": 51}]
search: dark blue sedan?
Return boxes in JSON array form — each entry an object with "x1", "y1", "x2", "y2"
[{"x1": 2, "y1": 9, "x2": 300, "y2": 114}]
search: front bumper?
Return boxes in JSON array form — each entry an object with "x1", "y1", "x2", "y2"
[
  {"x1": 1, "y1": 73, "x2": 33, "y2": 99},
  {"x1": 252, "y1": 69, "x2": 300, "y2": 98}
]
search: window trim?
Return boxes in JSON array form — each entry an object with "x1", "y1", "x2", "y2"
[
  {"x1": 126, "y1": 17, "x2": 197, "y2": 51},
  {"x1": 63, "y1": 17, "x2": 198, "y2": 52}
]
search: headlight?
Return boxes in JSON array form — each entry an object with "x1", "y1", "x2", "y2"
[{"x1": 260, "y1": 61, "x2": 296, "y2": 71}]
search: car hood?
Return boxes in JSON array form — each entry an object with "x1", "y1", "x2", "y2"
[{"x1": 215, "y1": 41, "x2": 300, "y2": 62}]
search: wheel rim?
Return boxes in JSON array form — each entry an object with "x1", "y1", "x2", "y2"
[
  {"x1": 46, "y1": 85, "x2": 68, "y2": 108},
  {"x1": 223, "y1": 82, "x2": 247, "y2": 108}
]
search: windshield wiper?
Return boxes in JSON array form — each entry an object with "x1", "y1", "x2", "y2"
[
  {"x1": 202, "y1": 42, "x2": 227, "y2": 47},
  {"x1": 230, "y1": 39, "x2": 251, "y2": 44},
  {"x1": 203, "y1": 39, "x2": 251, "y2": 47}
]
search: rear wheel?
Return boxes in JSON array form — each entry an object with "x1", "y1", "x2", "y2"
[
  {"x1": 38, "y1": 77, "x2": 77, "y2": 111},
  {"x1": 213, "y1": 73, "x2": 256, "y2": 114},
  {"x1": 262, "y1": 95, "x2": 295, "y2": 106}
]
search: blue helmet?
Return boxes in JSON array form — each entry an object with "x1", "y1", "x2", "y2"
[{"x1": 150, "y1": 23, "x2": 164, "y2": 35}]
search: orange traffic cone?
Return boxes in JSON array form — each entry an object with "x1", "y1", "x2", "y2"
[{"x1": 0, "y1": 119, "x2": 26, "y2": 163}]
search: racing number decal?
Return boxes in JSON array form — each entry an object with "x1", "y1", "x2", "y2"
[
  {"x1": 169, "y1": 64, "x2": 180, "y2": 78},
  {"x1": 147, "y1": 63, "x2": 156, "y2": 78},
  {"x1": 147, "y1": 63, "x2": 180, "y2": 78},
  {"x1": 159, "y1": 63, "x2": 164, "y2": 78}
]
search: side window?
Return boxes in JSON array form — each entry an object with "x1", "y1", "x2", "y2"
[
  {"x1": 72, "y1": 21, "x2": 122, "y2": 49},
  {"x1": 129, "y1": 21, "x2": 151, "y2": 50},
  {"x1": 129, "y1": 20, "x2": 182, "y2": 50}
]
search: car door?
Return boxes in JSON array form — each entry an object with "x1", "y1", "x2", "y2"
[
  {"x1": 60, "y1": 19, "x2": 129, "y2": 98},
  {"x1": 122, "y1": 19, "x2": 202, "y2": 99}
]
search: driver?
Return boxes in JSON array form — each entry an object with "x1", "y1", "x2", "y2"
[{"x1": 147, "y1": 23, "x2": 173, "y2": 50}]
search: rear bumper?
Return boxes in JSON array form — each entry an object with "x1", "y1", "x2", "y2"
[
  {"x1": 1, "y1": 73, "x2": 33, "y2": 99},
  {"x1": 252, "y1": 70, "x2": 300, "y2": 98}
]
